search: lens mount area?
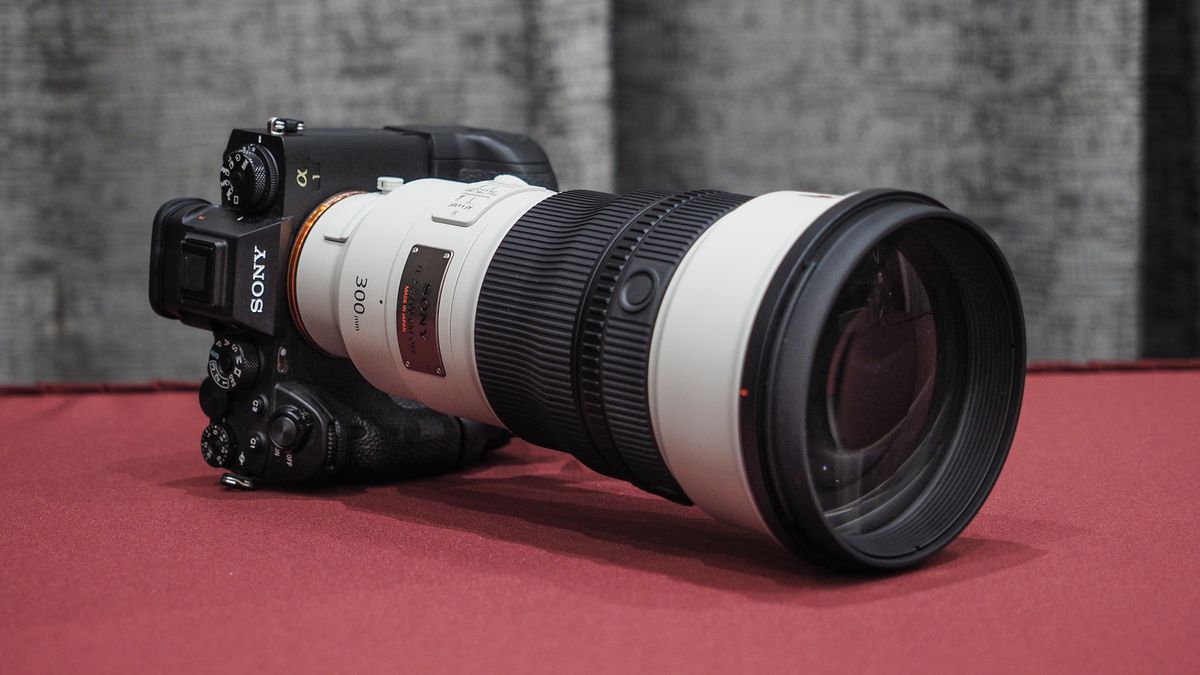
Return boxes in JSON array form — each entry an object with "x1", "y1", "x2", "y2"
[{"x1": 738, "y1": 190, "x2": 1026, "y2": 570}]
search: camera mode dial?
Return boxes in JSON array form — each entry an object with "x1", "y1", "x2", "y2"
[
  {"x1": 207, "y1": 337, "x2": 260, "y2": 391},
  {"x1": 220, "y1": 143, "x2": 280, "y2": 213},
  {"x1": 200, "y1": 422, "x2": 236, "y2": 468}
]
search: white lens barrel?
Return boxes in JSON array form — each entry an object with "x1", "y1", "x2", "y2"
[
  {"x1": 649, "y1": 191, "x2": 847, "y2": 536},
  {"x1": 292, "y1": 177, "x2": 554, "y2": 427},
  {"x1": 289, "y1": 178, "x2": 1022, "y2": 570},
  {"x1": 293, "y1": 178, "x2": 846, "y2": 540}
]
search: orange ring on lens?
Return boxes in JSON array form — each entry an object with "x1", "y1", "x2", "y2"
[{"x1": 287, "y1": 191, "x2": 365, "y2": 355}]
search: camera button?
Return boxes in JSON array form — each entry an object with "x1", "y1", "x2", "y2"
[
  {"x1": 249, "y1": 395, "x2": 268, "y2": 417},
  {"x1": 246, "y1": 432, "x2": 268, "y2": 454},
  {"x1": 268, "y1": 408, "x2": 312, "y2": 452},
  {"x1": 618, "y1": 269, "x2": 659, "y2": 313}
]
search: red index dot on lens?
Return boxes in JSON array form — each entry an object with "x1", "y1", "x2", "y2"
[{"x1": 740, "y1": 388, "x2": 749, "y2": 397}]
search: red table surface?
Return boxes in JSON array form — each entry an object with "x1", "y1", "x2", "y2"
[{"x1": 1, "y1": 367, "x2": 1198, "y2": 674}]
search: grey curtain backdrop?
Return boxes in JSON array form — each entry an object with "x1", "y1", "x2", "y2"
[{"x1": 1, "y1": 0, "x2": 1195, "y2": 382}]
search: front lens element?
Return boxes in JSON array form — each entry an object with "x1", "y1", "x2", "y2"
[
  {"x1": 815, "y1": 239, "x2": 940, "y2": 511},
  {"x1": 826, "y1": 243, "x2": 937, "y2": 452},
  {"x1": 745, "y1": 193, "x2": 1023, "y2": 570}
]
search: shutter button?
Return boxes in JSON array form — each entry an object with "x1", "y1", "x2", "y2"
[{"x1": 268, "y1": 408, "x2": 312, "y2": 451}]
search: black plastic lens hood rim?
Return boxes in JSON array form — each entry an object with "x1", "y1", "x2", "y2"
[{"x1": 738, "y1": 189, "x2": 1027, "y2": 571}]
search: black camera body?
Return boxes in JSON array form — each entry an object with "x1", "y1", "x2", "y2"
[{"x1": 149, "y1": 118, "x2": 557, "y2": 488}]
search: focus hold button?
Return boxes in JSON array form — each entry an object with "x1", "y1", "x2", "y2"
[
  {"x1": 618, "y1": 269, "x2": 659, "y2": 313},
  {"x1": 269, "y1": 408, "x2": 312, "y2": 452}
]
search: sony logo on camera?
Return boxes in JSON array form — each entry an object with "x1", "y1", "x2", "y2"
[{"x1": 250, "y1": 245, "x2": 267, "y2": 314}]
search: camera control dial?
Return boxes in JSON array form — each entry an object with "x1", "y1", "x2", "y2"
[
  {"x1": 220, "y1": 143, "x2": 280, "y2": 213},
  {"x1": 207, "y1": 337, "x2": 260, "y2": 391},
  {"x1": 200, "y1": 422, "x2": 236, "y2": 468}
]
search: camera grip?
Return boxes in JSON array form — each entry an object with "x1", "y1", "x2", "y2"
[{"x1": 318, "y1": 384, "x2": 508, "y2": 482}]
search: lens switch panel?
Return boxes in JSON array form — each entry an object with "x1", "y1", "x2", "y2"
[{"x1": 431, "y1": 178, "x2": 541, "y2": 227}]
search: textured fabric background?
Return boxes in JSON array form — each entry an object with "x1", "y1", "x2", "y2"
[
  {"x1": 0, "y1": 0, "x2": 1192, "y2": 381},
  {"x1": 0, "y1": 0, "x2": 612, "y2": 382},
  {"x1": 615, "y1": 1, "x2": 1143, "y2": 361}
]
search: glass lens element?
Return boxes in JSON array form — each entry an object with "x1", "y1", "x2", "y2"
[
  {"x1": 811, "y1": 238, "x2": 942, "y2": 516},
  {"x1": 827, "y1": 244, "x2": 936, "y2": 452}
]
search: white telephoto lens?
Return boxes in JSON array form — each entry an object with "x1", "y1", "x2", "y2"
[{"x1": 290, "y1": 177, "x2": 1026, "y2": 571}]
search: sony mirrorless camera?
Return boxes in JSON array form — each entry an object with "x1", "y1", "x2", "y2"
[
  {"x1": 151, "y1": 117, "x2": 1025, "y2": 571},
  {"x1": 150, "y1": 118, "x2": 554, "y2": 488}
]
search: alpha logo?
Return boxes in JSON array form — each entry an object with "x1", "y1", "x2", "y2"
[{"x1": 250, "y1": 245, "x2": 267, "y2": 313}]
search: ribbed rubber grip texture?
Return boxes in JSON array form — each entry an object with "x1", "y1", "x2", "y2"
[
  {"x1": 317, "y1": 386, "x2": 498, "y2": 482},
  {"x1": 475, "y1": 187, "x2": 750, "y2": 502},
  {"x1": 596, "y1": 191, "x2": 751, "y2": 501},
  {"x1": 474, "y1": 189, "x2": 670, "y2": 479},
  {"x1": 575, "y1": 191, "x2": 711, "y2": 501}
]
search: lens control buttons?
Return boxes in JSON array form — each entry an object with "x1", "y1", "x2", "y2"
[
  {"x1": 431, "y1": 178, "x2": 542, "y2": 227},
  {"x1": 618, "y1": 270, "x2": 659, "y2": 313}
]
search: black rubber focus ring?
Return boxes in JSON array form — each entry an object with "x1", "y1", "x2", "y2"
[
  {"x1": 474, "y1": 189, "x2": 670, "y2": 479},
  {"x1": 595, "y1": 191, "x2": 750, "y2": 502},
  {"x1": 475, "y1": 187, "x2": 750, "y2": 501},
  {"x1": 574, "y1": 190, "x2": 710, "y2": 498}
]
